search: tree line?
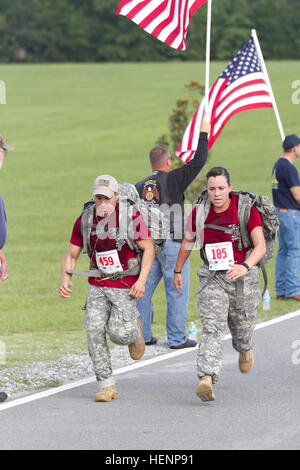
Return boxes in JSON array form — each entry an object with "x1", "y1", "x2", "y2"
[{"x1": 0, "y1": 0, "x2": 299, "y2": 63}]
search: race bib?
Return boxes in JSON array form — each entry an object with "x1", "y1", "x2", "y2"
[
  {"x1": 95, "y1": 249, "x2": 123, "y2": 274},
  {"x1": 205, "y1": 242, "x2": 234, "y2": 271}
]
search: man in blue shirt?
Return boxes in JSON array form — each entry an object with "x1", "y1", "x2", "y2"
[
  {"x1": 272, "y1": 134, "x2": 300, "y2": 300},
  {"x1": 0, "y1": 134, "x2": 13, "y2": 403}
]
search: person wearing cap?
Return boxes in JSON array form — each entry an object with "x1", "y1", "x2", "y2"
[
  {"x1": 135, "y1": 116, "x2": 210, "y2": 349},
  {"x1": 272, "y1": 134, "x2": 300, "y2": 300},
  {"x1": 0, "y1": 134, "x2": 13, "y2": 403},
  {"x1": 59, "y1": 175, "x2": 155, "y2": 402}
]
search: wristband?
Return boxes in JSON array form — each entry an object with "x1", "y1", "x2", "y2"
[
  {"x1": 240, "y1": 262, "x2": 250, "y2": 272},
  {"x1": 174, "y1": 270, "x2": 182, "y2": 274}
]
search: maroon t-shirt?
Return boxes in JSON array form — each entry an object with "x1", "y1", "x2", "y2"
[
  {"x1": 70, "y1": 203, "x2": 150, "y2": 288},
  {"x1": 186, "y1": 193, "x2": 262, "y2": 264}
]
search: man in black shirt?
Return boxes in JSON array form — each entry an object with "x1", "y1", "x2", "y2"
[{"x1": 136, "y1": 117, "x2": 210, "y2": 348}]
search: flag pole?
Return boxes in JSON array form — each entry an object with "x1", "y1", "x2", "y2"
[
  {"x1": 204, "y1": 0, "x2": 212, "y2": 114},
  {"x1": 251, "y1": 28, "x2": 285, "y2": 141}
]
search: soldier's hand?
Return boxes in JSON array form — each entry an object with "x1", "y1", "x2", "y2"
[
  {"x1": 226, "y1": 263, "x2": 248, "y2": 281},
  {"x1": 59, "y1": 281, "x2": 73, "y2": 299},
  {"x1": 129, "y1": 280, "x2": 146, "y2": 298}
]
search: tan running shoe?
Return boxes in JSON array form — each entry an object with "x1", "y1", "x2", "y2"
[
  {"x1": 196, "y1": 375, "x2": 216, "y2": 402},
  {"x1": 95, "y1": 385, "x2": 118, "y2": 402},
  {"x1": 128, "y1": 318, "x2": 145, "y2": 360},
  {"x1": 239, "y1": 350, "x2": 254, "y2": 373}
]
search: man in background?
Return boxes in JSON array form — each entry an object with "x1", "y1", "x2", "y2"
[
  {"x1": 136, "y1": 117, "x2": 210, "y2": 349},
  {"x1": 0, "y1": 134, "x2": 14, "y2": 403},
  {"x1": 272, "y1": 134, "x2": 300, "y2": 300}
]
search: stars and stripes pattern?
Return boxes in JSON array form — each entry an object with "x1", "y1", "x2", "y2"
[
  {"x1": 176, "y1": 37, "x2": 274, "y2": 161},
  {"x1": 116, "y1": 0, "x2": 207, "y2": 50}
]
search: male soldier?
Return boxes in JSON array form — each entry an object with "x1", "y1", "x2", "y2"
[
  {"x1": 136, "y1": 117, "x2": 210, "y2": 348},
  {"x1": 272, "y1": 134, "x2": 300, "y2": 300},
  {"x1": 59, "y1": 175, "x2": 155, "y2": 402},
  {"x1": 0, "y1": 134, "x2": 13, "y2": 403}
]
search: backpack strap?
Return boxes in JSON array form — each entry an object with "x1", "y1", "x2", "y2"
[
  {"x1": 81, "y1": 201, "x2": 95, "y2": 258},
  {"x1": 236, "y1": 191, "x2": 256, "y2": 250},
  {"x1": 195, "y1": 189, "x2": 211, "y2": 248},
  {"x1": 66, "y1": 263, "x2": 140, "y2": 280},
  {"x1": 204, "y1": 223, "x2": 241, "y2": 238}
]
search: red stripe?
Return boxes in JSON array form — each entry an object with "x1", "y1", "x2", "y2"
[
  {"x1": 176, "y1": 79, "x2": 222, "y2": 162},
  {"x1": 164, "y1": 0, "x2": 189, "y2": 49},
  {"x1": 209, "y1": 79, "x2": 228, "y2": 149},
  {"x1": 217, "y1": 78, "x2": 267, "y2": 107},
  {"x1": 139, "y1": 1, "x2": 169, "y2": 29},
  {"x1": 116, "y1": 0, "x2": 132, "y2": 15},
  {"x1": 215, "y1": 90, "x2": 271, "y2": 120},
  {"x1": 209, "y1": 102, "x2": 273, "y2": 149},
  {"x1": 126, "y1": 0, "x2": 154, "y2": 20},
  {"x1": 190, "y1": 0, "x2": 207, "y2": 16},
  {"x1": 151, "y1": 0, "x2": 176, "y2": 38},
  {"x1": 117, "y1": 0, "x2": 206, "y2": 50}
]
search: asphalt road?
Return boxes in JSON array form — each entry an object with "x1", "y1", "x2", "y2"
[{"x1": 0, "y1": 312, "x2": 299, "y2": 451}]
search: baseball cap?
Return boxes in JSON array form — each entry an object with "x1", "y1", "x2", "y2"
[
  {"x1": 0, "y1": 135, "x2": 13, "y2": 151},
  {"x1": 283, "y1": 134, "x2": 300, "y2": 151},
  {"x1": 92, "y1": 174, "x2": 118, "y2": 198}
]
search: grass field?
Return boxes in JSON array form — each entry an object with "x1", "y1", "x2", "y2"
[{"x1": 0, "y1": 60, "x2": 299, "y2": 370}]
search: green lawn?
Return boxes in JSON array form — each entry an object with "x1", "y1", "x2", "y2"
[{"x1": 0, "y1": 60, "x2": 299, "y2": 356}]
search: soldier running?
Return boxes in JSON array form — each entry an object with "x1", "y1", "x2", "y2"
[
  {"x1": 173, "y1": 167, "x2": 266, "y2": 402},
  {"x1": 59, "y1": 175, "x2": 155, "y2": 402}
]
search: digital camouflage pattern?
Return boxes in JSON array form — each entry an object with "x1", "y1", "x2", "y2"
[
  {"x1": 84, "y1": 285, "x2": 140, "y2": 387},
  {"x1": 196, "y1": 265, "x2": 261, "y2": 384}
]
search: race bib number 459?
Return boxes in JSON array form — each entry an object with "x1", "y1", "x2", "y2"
[
  {"x1": 95, "y1": 249, "x2": 123, "y2": 274},
  {"x1": 205, "y1": 242, "x2": 234, "y2": 271}
]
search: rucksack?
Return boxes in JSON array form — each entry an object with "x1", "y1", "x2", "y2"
[
  {"x1": 68, "y1": 182, "x2": 169, "y2": 280},
  {"x1": 195, "y1": 189, "x2": 279, "y2": 296}
]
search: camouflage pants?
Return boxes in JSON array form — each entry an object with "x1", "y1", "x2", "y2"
[
  {"x1": 84, "y1": 285, "x2": 140, "y2": 388},
  {"x1": 197, "y1": 265, "x2": 261, "y2": 384}
]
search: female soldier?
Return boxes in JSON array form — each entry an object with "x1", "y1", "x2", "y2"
[{"x1": 173, "y1": 167, "x2": 266, "y2": 402}]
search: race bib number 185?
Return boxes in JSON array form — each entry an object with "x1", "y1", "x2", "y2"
[{"x1": 205, "y1": 242, "x2": 234, "y2": 271}]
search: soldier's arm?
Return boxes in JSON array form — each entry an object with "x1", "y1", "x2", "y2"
[
  {"x1": 167, "y1": 116, "x2": 210, "y2": 193},
  {"x1": 173, "y1": 235, "x2": 195, "y2": 293},
  {"x1": 227, "y1": 226, "x2": 266, "y2": 281},
  {"x1": 129, "y1": 238, "x2": 155, "y2": 298},
  {"x1": 59, "y1": 243, "x2": 82, "y2": 299}
]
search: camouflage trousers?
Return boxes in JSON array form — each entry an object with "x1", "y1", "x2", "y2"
[
  {"x1": 197, "y1": 265, "x2": 261, "y2": 384},
  {"x1": 84, "y1": 285, "x2": 140, "y2": 388}
]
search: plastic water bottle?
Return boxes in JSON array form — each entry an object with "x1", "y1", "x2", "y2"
[
  {"x1": 188, "y1": 321, "x2": 197, "y2": 341},
  {"x1": 262, "y1": 289, "x2": 271, "y2": 310}
]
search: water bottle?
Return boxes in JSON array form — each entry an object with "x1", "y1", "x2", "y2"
[
  {"x1": 262, "y1": 289, "x2": 271, "y2": 310},
  {"x1": 188, "y1": 321, "x2": 197, "y2": 341}
]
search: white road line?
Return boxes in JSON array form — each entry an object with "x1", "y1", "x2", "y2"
[{"x1": 1, "y1": 309, "x2": 300, "y2": 411}]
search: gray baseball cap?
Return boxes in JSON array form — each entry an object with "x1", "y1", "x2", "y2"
[
  {"x1": 0, "y1": 135, "x2": 14, "y2": 151},
  {"x1": 92, "y1": 175, "x2": 118, "y2": 198}
]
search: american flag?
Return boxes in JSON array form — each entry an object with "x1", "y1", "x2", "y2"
[
  {"x1": 176, "y1": 37, "x2": 274, "y2": 161},
  {"x1": 116, "y1": 0, "x2": 207, "y2": 51}
]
